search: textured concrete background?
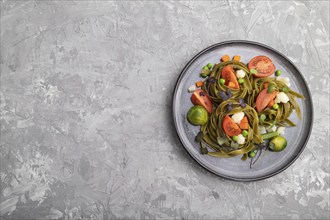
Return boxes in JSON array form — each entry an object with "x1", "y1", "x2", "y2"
[{"x1": 0, "y1": 1, "x2": 329, "y2": 219}]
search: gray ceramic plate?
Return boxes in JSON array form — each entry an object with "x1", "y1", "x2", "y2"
[{"x1": 172, "y1": 40, "x2": 313, "y2": 181}]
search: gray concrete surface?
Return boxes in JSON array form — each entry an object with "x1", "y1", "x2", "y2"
[{"x1": 0, "y1": 1, "x2": 329, "y2": 219}]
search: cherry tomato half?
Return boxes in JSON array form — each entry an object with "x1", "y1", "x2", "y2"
[{"x1": 248, "y1": 56, "x2": 276, "y2": 78}]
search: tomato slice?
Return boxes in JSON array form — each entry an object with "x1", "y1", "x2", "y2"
[
  {"x1": 248, "y1": 56, "x2": 275, "y2": 78},
  {"x1": 222, "y1": 115, "x2": 242, "y2": 137},
  {"x1": 221, "y1": 65, "x2": 239, "y2": 89},
  {"x1": 239, "y1": 116, "x2": 249, "y2": 130},
  {"x1": 227, "y1": 82, "x2": 236, "y2": 88},
  {"x1": 191, "y1": 89, "x2": 213, "y2": 113},
  {"x1": 267, "y1": 99, "x2": 275, "y2": 108},
  {"x1": 255, "y1": 88, "x2": 278, "y2": 112}
]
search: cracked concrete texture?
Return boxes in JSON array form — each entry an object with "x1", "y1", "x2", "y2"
[{"x1": 0, "y1": 1, "x2": 329, "y2": 219}]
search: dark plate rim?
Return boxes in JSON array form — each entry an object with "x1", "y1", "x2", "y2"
[{"x1": 172, "y1": 40, "x2": 314, "y2": 182}]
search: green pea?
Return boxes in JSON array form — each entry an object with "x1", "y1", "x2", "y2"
[
  {"x1": 260, "y1": 114, "x2": 266, "y2": 122},
  {"x1": 242, "y1": 130, "x2": 248, "y2": 137},
  {"x1": 203, "y1": 66, "x2": 209, "y2": 70},
  {"x1": 219, "y1": 78, "x2": 225, "y2": 85},
  {"x1": 238, "y1": 78, "x2": 244, "y2": 84},
  {"x1": 248, "y1": 151, "x2": 256, "y2": 158},
  {"x1": 267, "y1": 83, "x2": 275, "y2": 93},
  {"x1": 282, "y1": 87, "x2": 289, "y2": 93},
  {"x1": 232, "y1": 136, "x2": 238, "y2": 141},
  {"x1": 207, "y1": 63, "x2": 213, "y2": 69},
  {"x1": 201, "y1": 73, "x2": 208, "y2": 78},
  {"x1": 250, "y1": 69, "x2": 257, "y2": 74},
  {"x1": 273, "y1": 103, "x2": 279, "y2": 110},
  {"x1": 275, "y1": 70, "x2": 282, "y2": 76}
]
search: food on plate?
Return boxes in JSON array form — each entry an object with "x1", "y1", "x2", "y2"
[
  {"x1": 191, "y1": 89, "x2": 213, "y2": 113},
  {"x1": 187, "y1": 105, "x2": 209, "y2": 126},
  {"x1": 269, "y1": 136, "x2": 287, "y2": 152},
  {"x1": 186, "y1": 54, "x2": 304, "y2": 165},
  {"x1": 248, "y1": 56, "x2": 275, "y2": 78}
]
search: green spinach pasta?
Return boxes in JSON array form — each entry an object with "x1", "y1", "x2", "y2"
[{"x1": 187, "y1": 54, "x2": 304, "y2": 164}]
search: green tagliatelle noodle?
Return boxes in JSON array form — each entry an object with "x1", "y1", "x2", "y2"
[
  {"x1": 198, "y1": 60, "x2": 304, "y2": 159},
  {"x1": 201, "y1": 101, "x2": 262, "y2": 159},
  {"x1": 202, "y1": 61, "x2": 252, "y2": 104},
  {"x1": 248, "y1": 76, "x2": 304, "y2": 127}
]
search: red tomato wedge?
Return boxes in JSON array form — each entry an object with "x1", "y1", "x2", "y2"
[
  {"x1": 248, "y1": 56, "x2": 276, "y2": 78},
  {"x1": 267, "y1": 99, "x2": 275, "y2": 108},
  {"x1": 221, "y1": 65, "x2": 239, "y2": 89},
  {"x1": 227, "y1": 82, "x2": 236, "y2": 88},
  {"x1": 191, "y1": 89, "x2": 213, "y2": 113},
  {"x1": 255, "y1": 88, "x2": 278, "y2": 112},
  {"x1": 239, "y1": 116, "x2": 249, "y2": 130},
  {"x1": 222, "y1": 115, "x2": 242, "y2": 137}
]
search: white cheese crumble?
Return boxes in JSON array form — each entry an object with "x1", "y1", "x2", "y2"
[
  {"x1": 267, "y1": 125, "x2": 277, "y2": 132},
  {"x1": 259, "y1": 126, "x2": 267, "y2": 134},
  {"x1": 231, "y1": 112, "x2": 245, "y2": 124},
  {"x1": 237, "y1": 134, "x2": 245, "y2": 145},
  {"x1": 275, "y1": 92, "x2": 290, "y2": 104},
  {"x1": 277, "y1": 127, "x2": 285, "y2": 135},
  {"x1": 236, "y1": 69, "x2": 246, "y2": 78},
  {"x1": 188, "y1": 85, "x2": 196, "y2": 93}
]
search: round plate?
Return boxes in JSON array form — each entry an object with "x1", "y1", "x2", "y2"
[{"x1": 172, "y1": 40, "x2": 313, "y2": 181}]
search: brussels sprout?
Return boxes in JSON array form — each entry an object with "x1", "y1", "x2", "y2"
[
  {"x1": 187, "y1": 105, "x2": 208, "y2": 126},
  {"x1": 269, "y1": 136, "x2": 287, "y2": 152}
]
